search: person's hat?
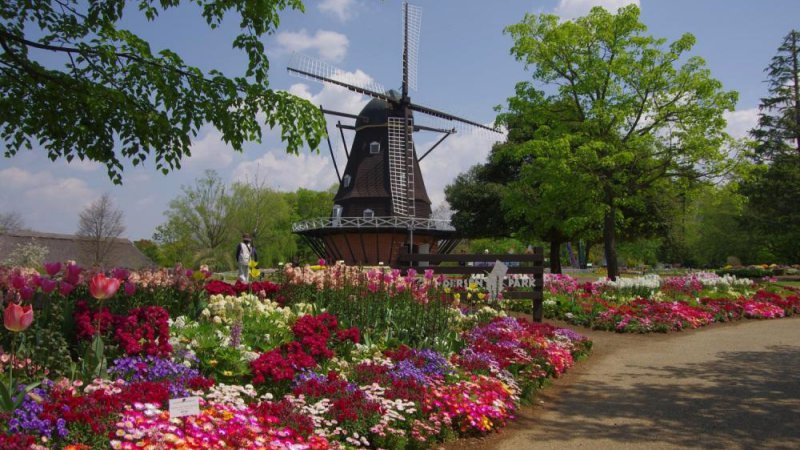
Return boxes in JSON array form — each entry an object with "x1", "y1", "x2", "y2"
[{"x1": 243, "y1": 233, "x2": 251, "y2": 240}]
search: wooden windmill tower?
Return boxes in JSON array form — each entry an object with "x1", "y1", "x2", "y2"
[{"x1": 290, "y1": 2, "x2": 499, "y2": 265}]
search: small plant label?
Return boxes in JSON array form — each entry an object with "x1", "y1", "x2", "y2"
[{"x1": 169, "y1": 396, "x2": 200, "y2": 418}]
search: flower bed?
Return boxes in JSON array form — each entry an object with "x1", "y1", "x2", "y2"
[
  {"x1": 541, "y1": 272, "x2": 800, "y2": 332},
  {"x1": 0, "y1": 262, "x2": 591, "y2": 449}
]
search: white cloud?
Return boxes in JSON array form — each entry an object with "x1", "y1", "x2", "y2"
[
  {"x1": 417, "y1": 126, "x2": 504, "y2": 208},
  {"x1": 554, "y1": 0, "x2": 640, "y2": 19},
  {"x1": 232, "y1": 150, "x2": 337, "y2": 191},
  {"x1": 318, "y1": 0, "x2": 356, "y2": 22},
  {"x1": 724, "y1": 108, "x2": 758, "y2": 140},
  {"x1": 0, "y1": 167, "x2": 97, "y2": 234},
  {"x1": 184, "y1": 128, "x2": 234, "y2": 169},
  {"x1": 276, "y1": 29, "x2": 349, "y2": 63}
]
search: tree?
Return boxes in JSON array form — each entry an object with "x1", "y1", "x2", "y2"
[
  {"x1": 740, "y1": 154, "x2": 800, "y2": 263},
  {"x1": 504, "y1": 5, "x2": 737, "y2": 279},
  {"x1": 155, "y1": 170, "x2": 231, "y2": 269},
  {"x1": 133, "y1": 239, "x2": 162, "y2": 266},
  {"x1": 751, "y1": 30, "x2": 800, "y2": 159},
  {"x1": 0, "y1": 211, "x2": 24, "y2": 232},
  {"x1": 0, "y1": 0, "x2": 325, "y2": 184},
  {"x1": 285, "y1": 186, "x2": 336, "y2": 263},
  {"x1": 77, "y1": 192, "x2": 126, "y2": 266},
  {"x1": 227, "y1": 182, "x2": 295, "y2": 267}
]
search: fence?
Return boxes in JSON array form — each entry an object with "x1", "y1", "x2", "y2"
[{"x1": 395, "y1": 248, "x2": 545, "y2": 322}]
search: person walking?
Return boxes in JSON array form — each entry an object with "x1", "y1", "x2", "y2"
[{"x1": 236, "y1": 233, "x2": 257, "y2": 282}]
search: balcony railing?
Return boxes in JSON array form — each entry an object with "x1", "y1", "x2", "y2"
[{"x1": 292, "y1": 216, "x2": 456, "y2": 232}]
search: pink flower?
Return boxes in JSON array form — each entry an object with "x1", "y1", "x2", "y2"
[
  {"x1": 44, "y1": 262, "x2": 62, "y2": 277},
  {"x1": 4, "y1": 303, "x2": 33, "y2": 332},
  {"x1": 318, "y1": 258, "x2": 327, "y2": 266},
  {"x1": 89, "y1": 273, "x2": 121, "y2": 301}
]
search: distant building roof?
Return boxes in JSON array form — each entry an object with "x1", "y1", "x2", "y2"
[{"x1": 0, "y1": 230, "x2": 154, "y2": 269}]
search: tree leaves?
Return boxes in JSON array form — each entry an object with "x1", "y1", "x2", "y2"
[{"x1": 0, "y1": 0, "x2": 325, "y2": 184}]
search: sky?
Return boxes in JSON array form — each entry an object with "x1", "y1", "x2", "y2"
[{"x1": 1, "y1": 0, "x2": 799, "y2": 240}]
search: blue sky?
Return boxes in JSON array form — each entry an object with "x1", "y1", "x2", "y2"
[{"x1": 1, "y1": 0, "x2": 799, "y2": 240}]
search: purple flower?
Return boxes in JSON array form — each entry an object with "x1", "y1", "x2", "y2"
[
  {"x1": 124, "y1": 281, "x2": 137, "y2": 297},
  {"x1": 109, "y1": 355, "x2": 200, "y2": 397}
]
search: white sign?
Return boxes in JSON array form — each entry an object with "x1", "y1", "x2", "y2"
[
  {"x1": 487, "y1": 261, "x2": 509, "y2": 300},
  {"x1": 169, "y1": 396, "x2": 200, "y2": 418}
]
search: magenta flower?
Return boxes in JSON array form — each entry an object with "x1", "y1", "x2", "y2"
[
  {"x1": 124, "y1": 281, "x2": 137, "y2": 297},
  {"x1": 40, "y1": 278, "x2": 58, "y2": 294},
  {"x1": 20, "y1": 286, "x2": 34, "y2": 301},
  {"x1": 59, "y1": 281, "x2": 75, "y2": 297},
  {"x1": 10, "y1": 274, "x2": 25, "y2": 290},
  {"x1": 64, "y1": 263, "x2": 82, "y2": 285},
  {"x1": 44, "y1": 261, "x2": 62, "y2": 277}
]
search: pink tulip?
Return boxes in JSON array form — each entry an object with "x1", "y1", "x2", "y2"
[
  {"x1": 44, "y1": 262, "x2": 62, "y2": 277},
  {"x1": 89, "y1": 273, "x2": 121, "y2": 301},
  {"x1": 4, "y1": 303, "x2": 33, "y2": 332}
]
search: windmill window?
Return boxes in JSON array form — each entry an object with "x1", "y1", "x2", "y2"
[
  {"x1": 369, "y1": 141, "x2": 381, "y2": 154},
  {"x1": 363, "y1": 209, "x2": 375, "y2": 219},
  {"x1": 343, "y1": 174, "x2": 351, "y2": 188}
]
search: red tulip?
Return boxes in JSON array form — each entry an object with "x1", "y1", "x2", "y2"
[
  {"x1": 89, "y1": 273, "x2": 121, "y2": 301},
  {"x1": 4, "y1": 303, "x2": 33, "y2": 332}
]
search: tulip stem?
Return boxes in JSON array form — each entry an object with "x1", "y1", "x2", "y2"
[{"x1": 9, "y1": 334, "x2": 16, "y2": 391}]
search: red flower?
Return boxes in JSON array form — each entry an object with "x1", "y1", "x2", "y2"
[
  {"x1": 89, "y1": 273, "x2": 120, "y2": 300},
  {"x1": 4, "y1": 303, "x2": 33, "y2": 332}
]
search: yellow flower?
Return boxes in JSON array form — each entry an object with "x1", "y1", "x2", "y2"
[
  {"x1": 453, "y1": 293, "x2": 461, "y2": 301},
  {"x1": 222, "y1": 370, "x2": 233, "y2": 377},
  {"x1": 468, "y1": 282, "x2": 478, "y2": 291},
  {"x1": 248, "y1": 260, "x2": 258, "y2": 269},
  {"x1": 208, "y1": 359, "x2": 218, "y2": 367},
  {"x1": 478, "y1": 292, "x2": 486, "y2": 300},
  {"x1": 444, "y1": 287, "x2": 451, "y2": 294},
  {"x1": 249, "y1": 268, "x2": 261, "y2": 278}
]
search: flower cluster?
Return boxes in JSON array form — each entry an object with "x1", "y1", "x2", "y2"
[{"x1": 114, "y1": 306, "x2": 172, "y2": 357}]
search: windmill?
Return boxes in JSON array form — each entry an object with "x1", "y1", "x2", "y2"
[{"x1": 290, "y1": 2, "x2": 499, "y2": 266}]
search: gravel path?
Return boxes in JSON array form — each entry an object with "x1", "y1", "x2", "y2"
[{"x1": 448, "y1": 316, "x2": 800, "y2": 450}]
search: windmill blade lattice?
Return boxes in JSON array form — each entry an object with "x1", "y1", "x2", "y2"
[
  {"x1": 387, "y1": 117, "x2": 415, "y2": 217},
  {"x1": 288, "y1": 53, "x2": 388, "y2": 98},
  {"x1": 403, "y1": 2, "x2": 422, "y2": 92}
]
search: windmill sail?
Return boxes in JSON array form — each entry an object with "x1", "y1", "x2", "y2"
[
  {"x1": 402, "y1": 2, "x2": 422, "y2": 94},
  {"x1": 387, "y1": 117, "x2": 415, "y2": 217}
]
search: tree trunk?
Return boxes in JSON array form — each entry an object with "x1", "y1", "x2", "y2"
[
  {"x1": 583, "y1": 241, "x2": 593, "y2": 269},
  {"x1": 549, "y1": 240, "x2": 562, "y2": 274},
  {"x1": 603, "y1": 204, "x2": 619, "y2": 280}
]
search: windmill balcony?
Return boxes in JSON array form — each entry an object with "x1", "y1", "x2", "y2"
[{"x1": 292, "y1": 216, "x2": 455, "y2": 233}]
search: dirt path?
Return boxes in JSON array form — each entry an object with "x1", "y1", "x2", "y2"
[{"x1": 448, "y1": 316, "x2": 800, "y2": 450}]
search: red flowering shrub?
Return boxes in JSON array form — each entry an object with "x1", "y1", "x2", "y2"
[
  {"x1": 73, "y1": 300, "x2": 115, "y2": 340},
  {"x1": 250, "y1": 342, "x2": 317, "y2": 385},
  {"x1": 292, "y1": 372, "x2": 382, "y2": 424},
  {"x1": 114, "y1": 306, "x2": 172, "y2": 357},
  {"x1": 0, "y1": 431, "x2": 35, "y2": 450},
  {"x1": 204, "y1": 279, "x2": 236, "y2": 296},
  {"x1": 253, "y1": 399, "x2": 315, "y2": 436}
]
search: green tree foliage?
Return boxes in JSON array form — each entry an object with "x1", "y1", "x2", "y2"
[
  {"x1": 740, "y1": 154, "x2": 800, "y2": 263},
  {"x1": 226, "y1": 182, "x2": 296, "y2": 267},
  {"x1": 503, "y1": 5, "x2": 737, "y2": 278},
  {"x1": 133, "y1": 239, "x2": 162, "y2": 266},
  {"x1": 153, "y1": 172, "x2": 332, "y2": 269},
  {"x1": 0, "y1": 0, "x2": 326, "y2": 184},
  {"x1": 285, "y1": 186, "x2": 336, "y2": 263},
  {"x1": 154, "y1": 170, "x2": 231, "y2": 269},
  {"x1": 751, "y1": 30, "x2": 800, "y2": 159}
]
